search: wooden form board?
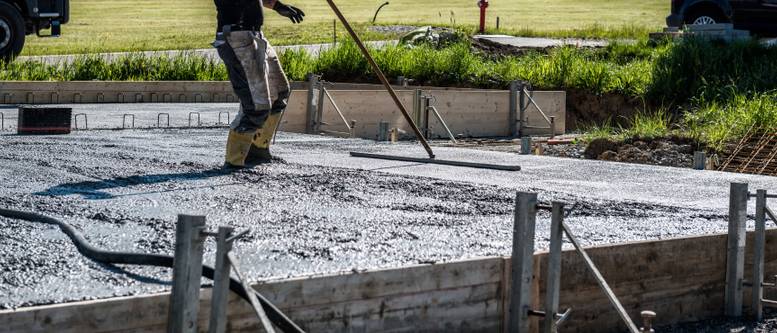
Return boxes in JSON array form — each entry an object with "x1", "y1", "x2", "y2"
[
  {"x1": 0, "y1": 81, "x2": 566, "y2": 138},
  {"x1": 4, "y1": 230, "x2": 766, "y2": 332},
  {"x1": 315, "y1": 89, "x2": 565, "y2": 139}
]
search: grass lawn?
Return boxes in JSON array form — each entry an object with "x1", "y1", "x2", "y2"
[{"x1": 22, "y1": 0, "x2": 668, "y2": 55}]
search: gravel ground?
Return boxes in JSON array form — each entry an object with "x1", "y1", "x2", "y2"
[
  {"x1": 2, "y1": 105, "x2": 777, "y2": 311},
  {"x1": 659, "y1": 309, "x2": 777, "y2": 332}
]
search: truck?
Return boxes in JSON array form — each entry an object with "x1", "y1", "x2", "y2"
[{"x1": 0, "y1": 0, "x2": 69, "y2": 62}]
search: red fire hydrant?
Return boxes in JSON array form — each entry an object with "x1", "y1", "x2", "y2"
[{"x1": 478, "y1": 0, "x2": 489, "y2": 33}]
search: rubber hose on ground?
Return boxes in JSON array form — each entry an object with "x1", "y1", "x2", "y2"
[{"x1": 0, "y1": 208, "x2": 304, "y2": 333}]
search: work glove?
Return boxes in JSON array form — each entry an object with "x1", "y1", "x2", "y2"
[{"x1": 274, "y1": 2, "x2": 305, "y2": 24}]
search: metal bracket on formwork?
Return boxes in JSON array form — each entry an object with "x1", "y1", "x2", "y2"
[
  {"x1": 167, "y1": 215, "x2": 207, "y2": 333},
  {"x1": 122, "y1": 114, "x2": 135, "y2": 129},
  {"x1": 507, "y1": 193, "x2": 642, "y2": 333},
  {"x1": 188, "y1": 112, "x2": 201, "y2": 127},
  {"x1": 305, "y1": 74, "x2": 321, "y2": 134},
  {"x1": 739, "y1": 186, "x2": 777, "y2": 321},
  {"x1": 157, "y1": 113, "x2": 170, "y2": 128},
  {"x1": 218, "y1": 112, "x2": 231, "y2": 126},
  {"x1": 74, "y1": 113, "x2": 88, "y2": 130},
  {"x1": 413, "y1": 89, "x2": 457, "y2": 143},
  {"x1": 0, "y1": 112, "x2": 4, "y2": 131},
  {"x1": 312, "y1": 79, "x2": 356, "y2": 138}
]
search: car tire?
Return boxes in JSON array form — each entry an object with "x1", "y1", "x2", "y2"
[
  {"x1": 0, "y1": 2, "x2": 25, "y2": 63},
  {"x1": 684, "y1": 10, "x2": 728, "y2": 25}
]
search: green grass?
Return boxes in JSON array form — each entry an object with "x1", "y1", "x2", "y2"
[
  {"x1": 8, "y1": 34, "x2": 777, "y2": 149},
  {"x1": 21, "y1": 0, "x2": 668, "y2": 55}
]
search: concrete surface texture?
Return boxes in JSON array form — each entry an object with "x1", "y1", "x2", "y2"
[
  {"x1": 473, "y1": 35, "x2": 609, "y2": 49},
  {"x1": 1, "y1": 105, "x2": 776, "y2": 309}
]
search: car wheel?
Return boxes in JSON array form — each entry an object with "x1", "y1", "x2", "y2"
[
  {"x1": 0, "y1": 2, "x2": 25, "y2": 63},
  {"x1": 684, "y1": 11, "x2": 728, "y2": 25}
]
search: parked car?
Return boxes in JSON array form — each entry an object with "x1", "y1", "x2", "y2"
[
  {"x1": 0, "y1": 0, "x2": 69, "y2": 62},
  {"x1": 667, "y1": 0, "x2": 777, "y2": 36}
]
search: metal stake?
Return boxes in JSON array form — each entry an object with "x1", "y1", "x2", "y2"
[
  {"x1": 543, "y1": 202, "x2": 564, "y2": 333},
  {"x1": 305, "y1": 74, "x2": 319, "y2": 134},
  {"x1": 693, "y1": 151, "x2": 706, "y2": 170},
  {"x1": 167, "y1": 215, "x2": 207, "y2": 333},
  {"x1": 508, "y1": 192, "x2": 538, "y2": 333},
  {"x1": 520, "y1": 137, "x2": 532, "y2": 155},
  {"x1": 208, "y1": 227, "x2": 234, "y2": 333},
  {"x1": 725, "y1": 182, "x2": 748, "y2": 317},
  {"x1": 326, "y1": 0, "x2": 435, "y2": 158},
  {"x1": 509, "y1": 81, "x2": 519, "y2": 137},
  {"x1": 315, "y1": 83, "x2": 326, "y2": 133},
  {"x1": 753, "y1": 189, "x2": 767, "y2": 321}
]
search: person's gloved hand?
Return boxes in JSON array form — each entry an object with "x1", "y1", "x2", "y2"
[{"x1": 274, "y1": 2, "x2": 305, "y2": 24}]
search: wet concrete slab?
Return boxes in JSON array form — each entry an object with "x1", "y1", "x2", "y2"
[{"x1": 1, "y1": 111, "x2": 776, "y2": 309}]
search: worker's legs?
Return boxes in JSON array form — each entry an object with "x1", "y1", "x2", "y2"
[
  {"x1": 249, "y1": 36, "x2": 291, "y2": 158},
  {"x1": 216, "y1": 30, "x2": 275, "y2": 168}
]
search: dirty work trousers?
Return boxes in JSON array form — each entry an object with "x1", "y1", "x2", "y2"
[{"x1": 215, "y1": 29, "x2": 290, "y2": 166}]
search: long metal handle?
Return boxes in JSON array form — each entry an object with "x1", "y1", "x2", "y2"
[
  {"x1": 326, "y1": 0, "x2": 435, "y2": 158},
  {"x1": 561, "y1": 222, "x2": 640, "y2": 333}
]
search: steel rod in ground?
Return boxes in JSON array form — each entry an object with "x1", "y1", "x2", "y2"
[
  {"x1": 544, "y1": 202, "x2": 564, "y2": 333},
  {"x1": 349, "y1": 152, "x2": 521, "y2": 171},
  {"x1": 228, "y1": 252, "x2": 276, "y2": 333},
  {"x1": 561, "y1": 221, "x2": 640, "y2": 333},
  {"x1": 326, "y1": 0, "x2": 435, "y2": 159},
  {"x1": 753, "y1": 189, "x2": 767, "y2": 321},
  {"x1": 209, "y1": 227, "x2": 234, "y2": 333},
  {"x1": 508, "y1": 192, "x2": 538, "y2": 333}
]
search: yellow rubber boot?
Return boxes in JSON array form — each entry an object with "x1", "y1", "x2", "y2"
[
  {"x1": 254, "y1": 111, "x2": 282, "y2": 149},
  {"x1": 245, "y1": 111, "x2": 282, "y2": 164},
  {"x1": 224, "y1": 129, "x2": 257, "y2": 168}
]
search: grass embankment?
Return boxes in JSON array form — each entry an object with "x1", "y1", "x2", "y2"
[
  {"x1": 23, "y1": 0, "x2": 665, "y2": 55},
  {"x1": 4, "y1": 37, "x2": 775, "y2": 149}
]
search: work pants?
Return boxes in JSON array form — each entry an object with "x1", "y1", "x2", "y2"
[{"x1": 215, "y1": 29, "x2": 290, "y2": 166}]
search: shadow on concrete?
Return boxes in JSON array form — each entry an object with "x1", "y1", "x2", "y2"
[
  {"x1": 102, "y1": 263, "x2": 172, "y2": 286},
  {"x1": 36, "y1": 168, "x2": 236, "y2": 199}
]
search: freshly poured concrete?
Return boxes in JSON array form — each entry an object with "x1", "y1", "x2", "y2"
[{"x1": 1, "y1": 105, "x2": 776, "y2": 309}]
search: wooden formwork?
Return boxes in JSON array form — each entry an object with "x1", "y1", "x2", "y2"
[
  {"x1": 3, "y1": 230, "x2": 777, "y2": 333},
  {"x1": 0, "y1": 81, "x2": 566, "y2": 139}
]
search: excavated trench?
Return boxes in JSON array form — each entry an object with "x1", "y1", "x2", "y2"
[{"x1": 1, "y1": 124, "x2": 776, "y2": 311}]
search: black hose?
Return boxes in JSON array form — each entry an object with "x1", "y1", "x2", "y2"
[{"x1": 0, "y1": 208, "x2": 304, "y2": 333}]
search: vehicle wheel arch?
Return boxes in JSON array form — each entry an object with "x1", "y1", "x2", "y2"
[{"x1": 683, "y1": 0, "x2": 732, "y2": 22}]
